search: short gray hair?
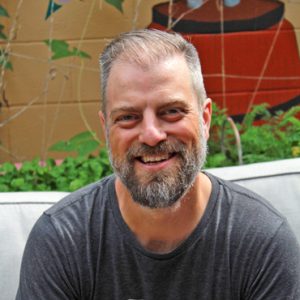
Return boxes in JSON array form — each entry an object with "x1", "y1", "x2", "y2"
[{"x1": 99, "y1": 29, "x2": 207, "y2": 117}]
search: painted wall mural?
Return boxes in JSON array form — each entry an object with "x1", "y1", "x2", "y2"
[
  {"x1": 149, "y1": 0, "x2": 300, "y2": 121},
  {"x1": 1, "y1": 0, "x2": 299, "y2": 162}
]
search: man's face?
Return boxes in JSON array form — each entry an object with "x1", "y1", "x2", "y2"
[{"x1": 101, "y1": 54, "x2": 211, "y2": 208}]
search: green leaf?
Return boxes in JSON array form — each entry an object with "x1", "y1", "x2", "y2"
[
  {"x1": 49, "y1": 131, "x2": 100, "y2": 157},
  {"x1": 1, "y1": 162, "x2": 17, "y2": 173},
  {"x1": 45, "y1": 158, "x2": 56, "y2": 167},
  {"x1": 0, "y1": 49, "x2": 13, "y2": 70},
  {"x1": 89, "y1": 160, "x2": 103, "y2": 173},
  {"x1": 0, "y1": 32, "x2": 6, "y2": 40},
  {"x1": 44, "y1": 39, "x2": 91, "y2": 60},
  {"x1": 45, "y1": 0, "x2": 62, "y2": 20},
  {"x1": 77, "y1": 140, "x2": 100, "y2": 157},
  {"x1": 56, "y1": 176, "x2": 69, "y2": 190},
  {"x1": 71, "y1": 48, "x2": 91, "y2": 59},
  {"x1": 3, "y1": 60, "x2": 12, "y2": 70},
  {"x1": 69, "y1": 179, "x2": 84, "y2": 191},
  {"x1": 0, "y1": 184, "x2": 9, "y2": 192},
  {"x1": 0, "y1": 24, "x2": 7, "y2": 40},
  {"x1": 48, "y1": 140, "x2": 74, "y2": 152},
  {"x1": 21, "y1": 161, "x2": 36, "y2": 172},
  {"x1": 35, "y1": 181, "x2": 51, "y2": 191},
  {"x1": 205, "y1": 153, "x2": 229, "y2": 168},
  {"x1": 69, "y1": 131, "x2": 96, "y2": 144},
  {"x1": 45, "y1": 39, "x2": 70, "y2": 59},
  {"x1": 11, "y1": 178, "x2": 25, "y2": 189},
  {"x1": 0, "y1": 5, "x2": 9, "y2": 17},
  {"x1": 242, "y1": 103, "x2": 270, "y2": 128},
  {"x1": 105, "y1": 0, "x2": 124, "y2": 13},
  {"x1": 277, "y1": 106, "x2": 300, "y2": 127}
]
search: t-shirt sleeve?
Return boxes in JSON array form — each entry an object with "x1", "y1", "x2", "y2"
[
  {"x1": 16, "y1": 214, "x2": 78, "y2": 300},
  {"x1": 244, "y1": 220, "x2": 300, "y2": 300}
]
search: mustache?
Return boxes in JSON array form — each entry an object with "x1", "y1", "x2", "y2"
[{"x1": 126, "y1": 140, "x2": 186, "y2": 161}]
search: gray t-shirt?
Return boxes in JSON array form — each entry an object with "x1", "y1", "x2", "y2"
[{"x1": 16, "y1": 173, "x2": 300, "y2": 299}]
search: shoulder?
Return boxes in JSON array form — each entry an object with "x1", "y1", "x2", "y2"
[
  {"x1": 16, "y1": 177, "x2": 116, "y2": 299},
  {"x1": 205, "y1": 172, "x2": 294, "y2": 248},
  {"x1": 207, "y1": 172, "x2": 285, "y2": 225},
  {"x1": 31, "y1": 175, "x2": 116, "y2": 242},
  {"x1": 45, "y1": 175, "x2": 115, "y2": 217},
  {"x1": 206, "y1": 173, "x2": 300, "y2": 296}
]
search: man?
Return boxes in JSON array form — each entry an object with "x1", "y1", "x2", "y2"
[{"x1": 17, "y1": 29, "x2": 300, "y2": 299}]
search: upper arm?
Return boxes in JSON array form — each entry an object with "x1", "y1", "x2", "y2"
[
  {"x1": 245, "y1": 221, "x2": 300, "y2": 300},
  {"x1": 16, "y1": 214, "x2": 77, "y2": 300}
]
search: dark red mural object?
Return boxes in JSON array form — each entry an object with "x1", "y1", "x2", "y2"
[{"x1": 149, "y1": 0, "x2": 300, "y2": 121}]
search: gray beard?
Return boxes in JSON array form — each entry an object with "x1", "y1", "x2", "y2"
[{"x1": 108, "y1": 129, "x2": 207, "y2": 209}]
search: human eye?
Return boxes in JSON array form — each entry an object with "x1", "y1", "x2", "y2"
[
  {"x1": 114, "y1": 114, "x2": 140, "y2": 128},
  {"x1": 159, "y1": 107, "x2": 186, "y2": 122}
]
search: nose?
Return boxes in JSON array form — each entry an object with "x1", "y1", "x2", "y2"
[{"x1": 138, "y1": 112, "x2": 167, "y2": 146}]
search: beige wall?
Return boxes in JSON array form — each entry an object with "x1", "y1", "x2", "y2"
[
  {"x1": 0, "y1": 0, "x2": 164, "y2": 162},
  {"x1": 284, "y1": 0, "x2": 300, "y2": 57},
  {"x1": 1, "y1": 0, "x2": 300, "y2": 162}
]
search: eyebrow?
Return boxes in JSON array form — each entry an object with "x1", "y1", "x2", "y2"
[
  {"x1": 109, "y1": 99, "x2": 191, "y2": 119},
  {"x1": 158, "y1": 100, "x2": 190, "y2": 110},
  {"x1": 109, "y1": 106, "x2": 140, "y2": 120}
]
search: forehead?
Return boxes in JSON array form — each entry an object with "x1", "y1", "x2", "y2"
[
  {"x1": 105, "y1": 55, "x2": 198, "y2": 116},
  {"x1": 107, "y1": 54, "x2": 193, "y2": 92},
  {"x1": 111, "y1": 52, "x2": 186, "y2": 74}
]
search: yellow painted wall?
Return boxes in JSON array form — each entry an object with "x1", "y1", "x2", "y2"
[
  {"x1": 0, "y1": 0, "x2": 164, "y2": 162},
  {"x1": 284, "y1": 0, "x2": 300, "y2": 56}
]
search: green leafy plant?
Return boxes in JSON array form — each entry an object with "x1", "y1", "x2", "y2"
[
  {"x1": 106, "y1": 0, "x2": 125, "y2": 12},
  {"x1": 0, "y1": 49, "x2": 13, "y2": 70},
  {"x1": 44, "y1": 39, "x2": 91, "y2": 60},
  {"x1": 45, "y1": 0, "x2": 63, "y2": 19},
  {"x1": 0, "y1": 131, "x2": 113, "y2": 192},
  {"x1": 206, "y1": 103, "x2": 300, "y2": 168},
  {"x1": 0, "y1": 5, "x2": 9, "y2": 18},
  {"x1": 0, "y1": 5, "x2": 12, "y2": 71},
  {"x1": 0, "y1": 5, "x2": 9, "y2": 40},
  {"x1": 0, "y1": 152, "x2": 112, "y2": 192},
  {"x1": 240, "y1": 105, "x2": 300, "y2": 164},
  {"x1": 0, "y1": 24, "x2": 7, "y2": 40},
  {"x1": 45, "y1": 0, "x2": 125, "y2": 19},
  {"x1": 49, "y1": 131, "x2": 100, "y2": 157}
]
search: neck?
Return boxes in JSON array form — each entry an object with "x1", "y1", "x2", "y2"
[{"x1": 115, "y1": 173, "x2": 212, "y2": 254}]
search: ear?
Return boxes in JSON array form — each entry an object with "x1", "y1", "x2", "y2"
[
  {"x1": 98, "y1": 111, "x2": 107, "y2": 142},
  {"x1": 202, "y1": 98, "x2": 212, "y2": 140}
]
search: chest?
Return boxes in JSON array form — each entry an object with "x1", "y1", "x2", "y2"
[{"x1": 87, "y1": 237, "x2": 236, "y2": 300}]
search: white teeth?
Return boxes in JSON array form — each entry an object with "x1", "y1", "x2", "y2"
[{"x1": 141, "y1": 154, "x2": 170, "y2": 163}]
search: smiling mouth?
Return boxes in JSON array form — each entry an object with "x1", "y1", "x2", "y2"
[{"x1": 136, "y1": 153, "x2": 176, "y2": 164}]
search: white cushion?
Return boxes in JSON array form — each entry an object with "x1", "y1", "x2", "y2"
[
  {"x1": 0, "y1": 192, "x2": 68, "y2": 300},
  {"x1": 207, "y1": 158, "x2": 300, "y2": 243}
]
